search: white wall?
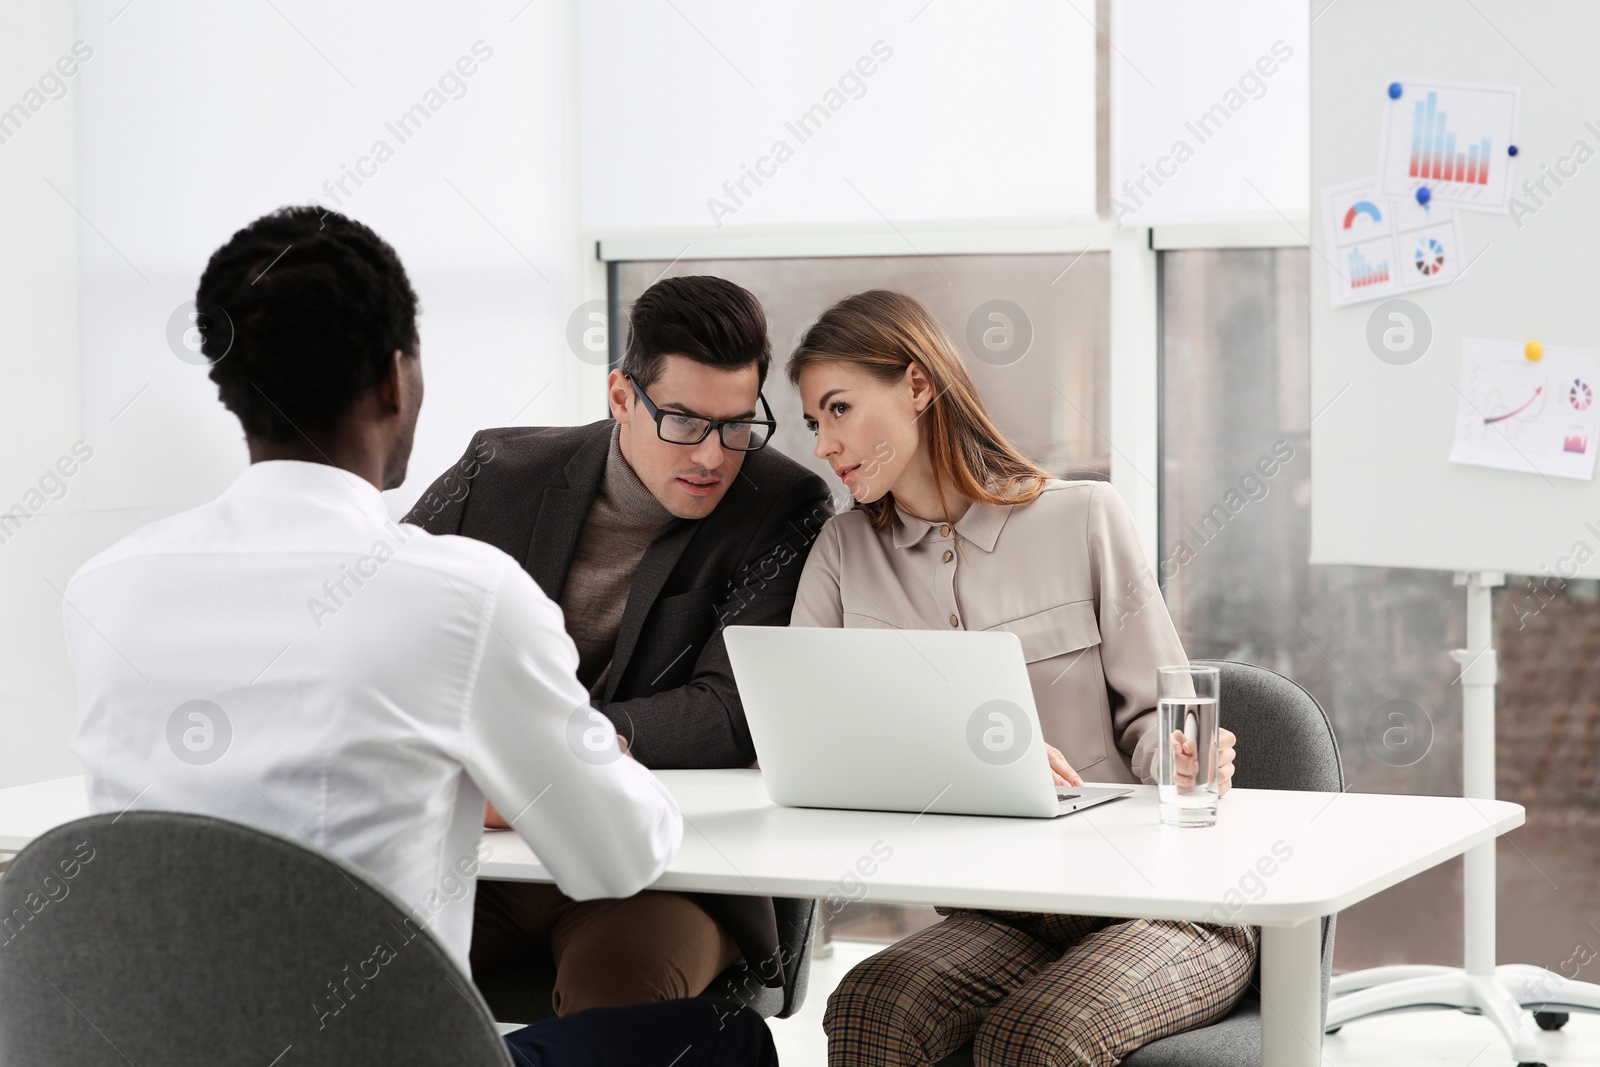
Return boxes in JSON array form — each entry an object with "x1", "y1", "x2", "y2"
[
  {"x1": 0, "y1": 0, "x2": 590, "y2": 789},
  {"x1": 1112, "y1": 0, "x2": 1308, "y2": 224},
  {"x1": 579, "y1": 0, "x2": 1308, "y2": 235},
  {"x1": 75, "y1": 0, "x2": 591, "y2": 534},
  {"x1": 0, "y1": 2, "x2": 86, "y2": 789},
  {"x1": 581, "y1": 0, "x2": 1098, "y2": 231}
]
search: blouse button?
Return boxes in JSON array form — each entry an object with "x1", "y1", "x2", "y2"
[
  {"x1": 942, "y1": 549, "x2": 954, "y2": 563},
  {"x1": 940, "y1": 524, "x2": 951, "y2": 537},
  {"x1": 948, "y1": 613, "x2": 959, "y2": 628}
]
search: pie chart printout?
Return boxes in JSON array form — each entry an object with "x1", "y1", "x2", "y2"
[{"x1": 1320, "y1": 178, "x2": 1467, "y2": 305}]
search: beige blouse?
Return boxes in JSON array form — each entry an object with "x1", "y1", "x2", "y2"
[{"x1": 789, "y1": 479, "x2": 1189, "y2": 785}]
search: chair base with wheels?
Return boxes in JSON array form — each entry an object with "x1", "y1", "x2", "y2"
[{"x1": 1326, "y1": 962, "x2": 1600, "y2": 1067}]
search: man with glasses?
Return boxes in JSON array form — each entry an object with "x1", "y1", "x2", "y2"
[{"x1": 407, "y1": 275, "x2": 831, "y2": 1016}]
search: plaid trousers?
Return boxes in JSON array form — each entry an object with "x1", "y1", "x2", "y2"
[{"x1": 823, "y1": 909, "x2": 1258, "y2": 1067}]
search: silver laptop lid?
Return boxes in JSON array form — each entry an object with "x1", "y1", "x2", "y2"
[{"x1": 725, "y1": 625, "x2": 1063, "y2": 818}]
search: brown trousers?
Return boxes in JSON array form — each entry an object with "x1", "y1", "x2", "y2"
[
  {"x1": 471, "y1": 881, "x2": 742, "y2": 1017},
  {"x1": 824, "y1": 909, "x2": 1258, "y2": 1067}
]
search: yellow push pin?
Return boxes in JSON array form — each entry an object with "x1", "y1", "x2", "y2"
[{"x1": 1525, "y1": 340, "x2": 1543, "y2": 362}]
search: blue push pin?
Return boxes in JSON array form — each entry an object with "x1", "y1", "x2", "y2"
[
  {"x1": 1508, "y1": 145, "x2": 1519, "y2": 157},
  {"x1": 1416, "y1": 186, "x2": 1432, "y2": 207},
  {"x1": 1388, "y1": 82, "x2": 1403, "y2": 99}
]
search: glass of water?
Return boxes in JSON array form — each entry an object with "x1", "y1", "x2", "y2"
[{"x1": 1157, "y1": 665, "x2": 1220, "y2": 827}]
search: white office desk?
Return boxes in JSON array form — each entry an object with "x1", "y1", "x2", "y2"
[
  {"x1": 479, "y1": 772, "x2": 1525, "y2": 1067},
  {"x1": 0, "y1": 771, "x2": 1523, "y2": 1067},
  {"x1": 0, "y1": 775, "x2": 91, "y2": 852}
]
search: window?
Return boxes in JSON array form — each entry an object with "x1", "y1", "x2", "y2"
[{"x1": 614, "y1": 253, "x2": 1111, "y2": 486}]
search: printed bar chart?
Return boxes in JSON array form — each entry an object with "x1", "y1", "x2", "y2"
[
  {"x1": 1350, "y1": 245, "x2": 1390, "y2": 288},
  {"x1": 1381, "y1": 79, "x2": 1519, "y2": 210},
  {"x1": 1408, "y1": 91, "x2": 1492, "y2": 185}
]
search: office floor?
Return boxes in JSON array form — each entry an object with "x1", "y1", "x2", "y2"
[{"x1": 771, "y1": 940, "x2": 1600, "y2": 1066}]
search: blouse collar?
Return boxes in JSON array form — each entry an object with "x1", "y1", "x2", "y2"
[{"x1": 889, "y1": 494, "x2": 1012, "y2": 552}]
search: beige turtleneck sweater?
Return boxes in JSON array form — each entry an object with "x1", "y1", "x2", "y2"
[{"x1": 558, "y1": 424, "x2": 678, "y2": 697}]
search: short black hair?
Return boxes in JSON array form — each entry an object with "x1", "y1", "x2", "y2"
[
  {"x1": 621, "y1": 275, "x2": 770, "y2": 389},
  {"x1": 196, "y1": 205, "x2": 419, "y2": 443}
]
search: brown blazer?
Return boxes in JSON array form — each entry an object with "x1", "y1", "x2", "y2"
[
  {"x1": 789, "y1": 480, "x2": 1187, "y2": 784},
  {"x1": 406, "y1": 419, "x2": 832, "y2": 984}
]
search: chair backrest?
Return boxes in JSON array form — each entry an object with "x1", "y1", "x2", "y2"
[
  {"x1": 1194, "y1": 658, "x2": 1345, "y2": 794},
  {"x1": 478, "y1": 890, "x2": 818, "y2": 1024},
  {"x1": 774, "y1": 895, "x2": 819, "y2": 1017},
  {"x1": 0, "y1": 812, "x2": 512, "y2": 1067},
  {"x1": 1193, "y1": 659, "x2": 1344, "y2": 1020},
  {"x1": 703, "y1": 895, "x2": 819, "y2": 1019}
]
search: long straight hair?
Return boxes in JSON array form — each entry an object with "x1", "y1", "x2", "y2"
[{"x1": 788, "y1": 289, "x2": 1051, "y2": 531}]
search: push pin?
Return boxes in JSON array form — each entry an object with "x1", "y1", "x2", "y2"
[
  {"x1": 1525, "y1": 340, "x2": 1543, "y2": 363},
  {"x1": 1415, "y1": 186, "x2": 1432, "y2": 207},
  {"x1": 1388, "y1": 82, "x2": 1403, "y2": 100}
]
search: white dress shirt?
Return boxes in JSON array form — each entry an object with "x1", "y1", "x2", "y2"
[{"x1": 65, "y1": 460, "x2": 682, "y2": 972}]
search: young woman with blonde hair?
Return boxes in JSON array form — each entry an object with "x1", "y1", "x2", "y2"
[{"x1": 788, "y1": 290, "x2": 1252, "y2": 1067}]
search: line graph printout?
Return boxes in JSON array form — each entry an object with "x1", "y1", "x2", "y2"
[
  {"x1": 1321, "y1": 177, "x2": 1467, "y2": 306},
  {"x1": 1450, "y1": 338, "x2": 1600, "y2": 480},
  {"x1": 1377, "y1": 79, "x2": 1520, "y2": 212}
]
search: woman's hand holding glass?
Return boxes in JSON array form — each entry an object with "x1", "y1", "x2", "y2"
[{"x1": 1169, "y1": 726, "x2": 1237, "y2": 797}]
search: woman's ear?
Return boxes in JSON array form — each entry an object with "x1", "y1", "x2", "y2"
[{"x1": 904, "y1": 361, "x2": 935, "y2": 413}]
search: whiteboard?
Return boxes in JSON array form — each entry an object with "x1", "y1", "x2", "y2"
[{"x1": 1309, "y1": 0, "x2": 1600, "y2": 577}]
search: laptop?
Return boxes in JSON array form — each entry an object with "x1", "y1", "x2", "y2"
[{"x1": 724, "y1": 625, "x2": 1134, "y2": 819}]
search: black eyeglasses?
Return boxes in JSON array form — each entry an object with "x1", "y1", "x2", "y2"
[{"x1": 627, "y1": 375, "x2": 776, "y2": 452}]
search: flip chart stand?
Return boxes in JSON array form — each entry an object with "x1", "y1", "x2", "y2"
[{"x1": 1325, "y1": 572, "x2": 1600, "y2": 1065}]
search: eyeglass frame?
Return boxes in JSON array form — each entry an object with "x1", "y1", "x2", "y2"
[{"x1": 625, "y1": 374, "x2": 777, "y2": 452}]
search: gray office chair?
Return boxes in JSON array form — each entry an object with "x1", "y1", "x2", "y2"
[
  {"x1": 476, "y1": 896, "x2": 819, "y2": 1023},
  {"x1": 935, "y1": 659, "x2": 1345, "y2": 1067},
  {"x1": 0, "y1": 812, "x2": 513, "y2": 1067}
]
